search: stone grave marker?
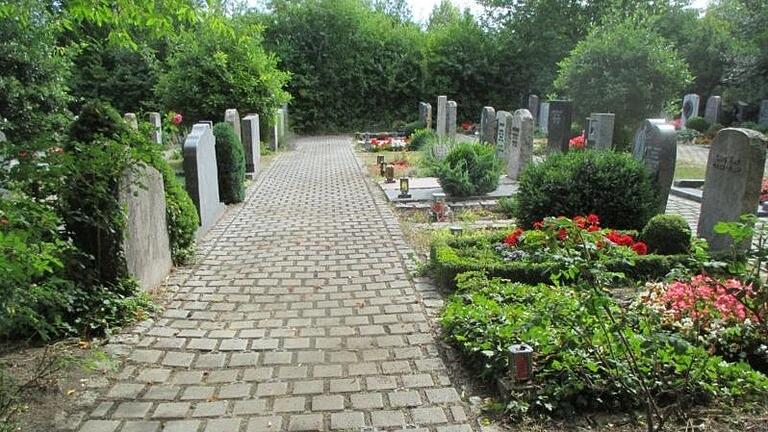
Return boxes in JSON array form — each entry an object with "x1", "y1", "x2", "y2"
[
  {"x1": 760, "y1": 100, "x2": 768, "y2": 127},
  {"x1": 495, "y1": 111, "x2": 512, "y2": 159},
  {"x1": 269, "y1": 111, "x2": 279, "y2": 151},
  {"x1": 124, "y1": 113, "x2": 138, "y2": 130},
  {"x1": 736, "y1": 101, "x2": 748, "y2": 122},
  {"x1": 632, "y1": 119, "x2": 677, "y2": 212},
  {"x1": 704, "y1": 96, "x2": 722, "y2": 125},
  {"x1": 698, "y1": 128, "x2": 768, "y2": 252},
  {"x1": 587, "y1": 113, "x2": 615, "y2": 150},
  {"x1": 277, "y1": 108, "x2": 286, "y2": 140},
  {"x1": 241, "y1": 114, "x2": 261, "y2": 176},
  {"x1": 447, "y1": 100, "x2": 457, "y2": 138},
  {"x1": 148, "y1": 112, "x2": 162, "y2": 145},
  {"x1": 183, "y1": 123, "x2": 226, "y2": 237},
  {"x1": 419, "y1": 102, "x2": 433, "y2": 129},
  {"x1": 224, "y1": 108, "x2": 242, "y2": 140},
  {"x1": 547, "y1": 100, "x2": 573, "y2": 154},
  {"x1": 681, "y1": 94, "x2": 700, "y2": 128},
  {"x1": 480, "y1": 106, "x2": 496, "y2": 144},
  {"x1": 431, "y1": 143, "x2": 451, "y2": 161},
  {"x1": 528, "y1": 95, "x2": 539, "y2": 125},
  {"x1": 539, "y1": 102, "x2": 549, "y2": 135},
  {"x1": 436, "y1": 96, "x2": 448, "y2": 137},
  {"x1": 0, "y1": 131, "x2": 5, "y2": 142},
  {"x1": 119, "y1": 164, "x2": 172, "y2": 291},
  {"x1": 506, "y1": 109, "x2": 534, "y2": 180}
]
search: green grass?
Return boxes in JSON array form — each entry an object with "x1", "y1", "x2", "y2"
[{"x1": 674, "y1": 162, "x2": 706, "y2": 179}]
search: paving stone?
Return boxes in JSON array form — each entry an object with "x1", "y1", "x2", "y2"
[
  {"x1": 389, "y1": 390, "x2": 422, "y2": 407},
  {"x1": 366, "y1": 375, "x2": 398, "y2": 390},
  {"x1": 256, "y1": 382, "x2": 288, "y2": 396},
  {"x1": 233, "y1": 399, "x2": 268, "y2": 415},
  {"x1": 181, "y1": 386, "x2": 215, "y2": 400},
  {"x1": 106, "y1": 383, "x2": 144, "y2": 399},
  {"x1": 229, "y1": 352, "x2": 259, "y2": 367},
  {"x1": 330, "y1": 411, "x2": 366, "y2": 430},
  {"x1": 162, "y1": 352, "x2": 195, "y2": 368},
  {"x1": 412, "y1": 407, "x2": 448, "y2": 424},
  {"x1": 161, "y1": 420, "x2": 202, "y2": 432},
  {"x1": 288, "y1": 414, "x2": 324, "y2": 431},
  {"x1": 219, "y1": 383, "x2": 252, "y2": 399},
  {"x1": 247, "y1": 416, "x2": 283, "y2": 431},
  {"x1": 90, "y1": 402, "x2": 113, "y2": 418},
  {"x1": 113, "y1": 401, "x2": 152, "y2": 418},
  {"x1": 79, "y1": 420, "x2": 120, "y2": 432},
  {"x1": 192, "y1": 401, "x2": 228, "y2": 417},
  {"x1": 371, "y1": 410, "x2": 406, "y2": 428},
  {"x1": 312, "y1": 394, "x2": 344, "y2": 411},
  {"x1": 426, "y1": 387, "x2": 462, "y2": 404},
  {"x1": 351, "y1": 392, "x2": 384, "y2": 409},
  {"x1": 329, "y1": 378, "x2": 361, "y2": 393},
  {"x1": 129, "y1": 349, "x2": 163, "y2": 364},
  {"x1": 136, "y1": 368, "x2": 172, "y2": 383},
  {"x1": 120, "y1": 421, "x2": 161, "y2": 432},
  {"x1": 143, "y1": 385, "x2": 181, "y2": 400},
  {"x1": 152, "y1": 402, "x2": 190, "y2": 418},
  {"x1": 205, "y1": 418, "x2": 242, "y2": 432},
  {"x1": 274, "y1": 396, "x2": 306, "y2": 412}
]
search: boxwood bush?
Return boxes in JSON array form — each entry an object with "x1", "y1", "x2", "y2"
[
  {"x1": 685, "y1": 116, "x2": 710, "y2": 133},
  {"x1": 515, "y1": 150, "x2": 658, "y2": 230},
  {"x1": 435, "y1": 142, "x2": 501, "y2": 197},
  {"x1": 641, "y1": 214, "x2": 692, "y2": 255},
  {"x1": 212, "y1": 122, "x2": 246, "y2": 204}
]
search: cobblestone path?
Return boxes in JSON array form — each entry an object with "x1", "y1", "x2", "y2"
[{"x1": 75, "y1": 136, "x2": 473, "y2": 432}]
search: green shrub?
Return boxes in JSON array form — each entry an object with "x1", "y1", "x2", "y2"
[
  {"x1": 408, "y1": 128, "x2": 435, "y2": 151},
  {"x1": 401, "y1": 120, "x2": 425, "y2": 137},
  {"x1": 705, "y1": 122, "x2": 723, "y2": 137},
  {"x1": 440, "y1": 271, "x2": 768, "y2": 416},
  {"x1": 515, "y1": 150, "x2": 658, "y2": 230},
  {"x1": 212, "y1": 122, "x2": 246, "y2": 204},
  {"x1": 435, "y1": 142, "x2": 501, "y2": 197},
  {"x1": 497, "y1": 197, "x2": 517, "y2": 218},
  {"x1": 641, "y1": 214, "x2": 692, "y2": 255},
  {"x1": 685, "y1": 116, "x2": 710, "y2": 133}
]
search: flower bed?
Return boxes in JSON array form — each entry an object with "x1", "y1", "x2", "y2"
[{"x1": 430, "y1": 216, "x2": 690, "y2": 289}]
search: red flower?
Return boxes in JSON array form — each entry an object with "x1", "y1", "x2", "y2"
[
  {"x1": 586, "y1": 214, "x2": 599, "y2": 226},
  {"x1": 557, "y1": 228, "x2": 568, "y2": 241},
  {"x1": 461, "y1": 121, "x2": 472, "y2": 131},
  {"x1": 503, "y1": 228, "x2": 525, "y2": 247},
  {"x1": 587, "y1": 225, "x2": 600, "y2": 232},
  {"x1": 631, "y1": 242, "x2": 648, "y2": 255},
  {"x1": 171, "y1": 113, "x2": 183, "y2": 125},
  {"x1": 574, "y1": 216, "x2": 587, "y2": 229},
  {"x1": 533, "y1": 221, "x2": 544, "y2": 230},
  {"x1": 605, "y1": 230, "x2": 634, "y2": 246},
  {"x1": 569, "y1": 133, "x2": 586, "y2": 150},
  {"x1": 18, "y1": 150, "x2": 30, "y2": 158}
]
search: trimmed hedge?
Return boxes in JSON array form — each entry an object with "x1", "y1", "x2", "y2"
[
  {"x1": 430, "y1": 232, "x2": 689, "y2": 290},
  {"x1": 212, "y1": 122, "x2": 246, "y2": 204}
]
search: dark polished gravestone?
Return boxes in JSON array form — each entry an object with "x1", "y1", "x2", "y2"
[
  {"x1": 546, "y1": 100, "x2": 573, "y2": 154},
  {"x1": 183, "y1": 123, "x2": 226, "y2": 238},
  {"x1": 495, "y1": 110, "x2": 512, "y2": 160},
  {"x1": 632, "y1": 119, "x2": 677, "y2": 213},
  {"x1": 479, "y1": 106, "x2": 496, "y2": 144},
  {"x1": 681, "y1": 93, "x2": 700, "y2": 129},
  {"x1": 241, "y1": 114, "x2": 261, "y2": 176},
  {"x1": 698, "y1": 128, "x2": 768, "y2": 253}
]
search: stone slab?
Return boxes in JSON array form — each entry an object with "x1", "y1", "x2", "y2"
[{"x1": 183, "y1": 123, "x2": 226, "y2": 238}]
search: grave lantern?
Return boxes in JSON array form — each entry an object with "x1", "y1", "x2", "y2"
[
  {"x1": 508, "y1": 343, "x2": 533, "y2": 382},
  {"x1": 398, "y1": 177, "x2": 411, "y2": 199},
  {"x1": 449, "y1": 226, "x2": 463, "y2": 236},
  {"x1": 385, "y1": 165, "x2": 396, "y2": 183}
]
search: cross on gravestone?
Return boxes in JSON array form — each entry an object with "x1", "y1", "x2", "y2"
[
  {"x1": 224, "y1": 109, "x2": 242, "y2": 140},
  {"x1": 447, "y1": 101, "x2": 457, "y2": 138},
  {"x1": 124, "y1": 113, "x2": 138, "y2": 131},
  {"x1": 698, "y1": 128, "x2": 768, "y2": 253},
  {"x1": 759, "y1": 100, "x2": 768, "y2": 127},
  {"x1": 587, "y1": 113, "x2": 615, "y2": 150},
  {"x1": 528, "y1": 95, "x2": 540, "y2": 126},
  {"x1": 632, "y1": 119, "x2": 677, "y2": 213},
  {"x1": 705, "y1": 96, "x2": 722, "y2": 125},
  {"x1": 495, "y1": 111, "x2": 512, "y2": 159},
  {"x1": 480, "y1": 106, "x2": 496, "y2": 144},
  {"x1": 436, "y1": 96, "x2": 448, "y2": 137},
  {"x1": 147, "y1": 112, "x2": 162, "y2": 145},
  {"x1": 547, "y1": 100, "x2": 573, "y2": 154},
  {"x1": 419, "y1": 102, "x2": 433, "y2": 129},
  {"x1": 241, "y1": 114, "x2": 261, "y2": 176},
  {"x1": 506, "y1": 109, "x2": 534, "y2": 180},
  {"x1": 681, "y1": 94, "x2": 700, "y2": 129},
  {"x1": 538, "y1": 102, "x2": 549, "y2": 135},
  {"x1": 183, "y1": 123, "x2": 226, "y2": 237}
]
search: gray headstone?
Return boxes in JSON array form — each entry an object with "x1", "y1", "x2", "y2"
[
  {"x1": 124, "y1": 113, "x2": 138, "y2": 131},
  {"x1": 241, "y1": 114, "x2": 261, "y2": 175},
  {"x1": 506, "y1": 109, "x2": 534, "y2": 180},
  {"x1": 431, "y1": 143, "x2": 451, "y2": 161},
  {"x1": 698, "y1": 128, "x2": 768, "y2": 252},
  {"x1": 681, "y1": 94, "x2": 700, "y2": 128},
  {"x1": 277, "y1": 108, "x2": 286, "y2": 140},
  {"x1": 538, "y1": 102, "x2": 549, "y2": 135},
  {"x1": 587, "y1": 113, "x2": 615, "y2": 150},
  {"x1": 447, "y1": 101, "x2": 457, "y2": 138},
  {"x1": 436, "y1": 96, "x2": 448, "y2": 137},
  {"x1": 419, "y1": 102, "x2": 433, "y2": 129},
  {"x1": 759, "y1": 100, "x2": 768, "y2": 127},
  {"x1": 704, "y1": 96, "x2": 722, "y2": 125},
  {"x1": 269, "y1": 110, "x2": 279, "y2": 151},
  {"x1": 527, "y1": 95, "x2": 539, "y2": 125},
  {"x1": 479, "y1": 106, "x2": 496, "y2": 144},
  {"x1": 120, "y1": 164, "x2": 172, "y2": 291},
  {"x1": 736, "y1": 101, "x2": 748, "y2": 123},
  {"x1": 0, "y1": 131, "x2": 6, "y2": 142},
  {"x1": 183, "y1": 123, "x2": 226, "y2": 237},
  {"x1": 147, "y1": 112, "x2": 162, "y2": 145},
  {"x1": 495, "y1": 111, "x2": 512, "y2": 159},
  {"x1": 224, "y1": 109, "x2": 242, "y2": 140},
  {"x1": 546, "y1": 100, "x2": 573, "y2": 154},
  {"x1": 632, "y1": 119, "x2": 677, "y2": 213}
]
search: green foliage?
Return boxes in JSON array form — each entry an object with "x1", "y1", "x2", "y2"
[
  {"x1": 555, "y1": 18, "x2": 691, "y2": 148},
  {"x1": 67, "y1": 100, "x2": 128, "y2": 144},
  {"x1": 686, "y1": 116, "x2": 710, "y2": 133},
  {"x1": 435, "y1": 142, "x2": 501, "y2": 197},
  {"x1": 497, "y1": 197, "x2": 517, "y2": 218},
  {"x1": 212, "y1": 122, "x2": 246, "y2": 204},
  {"x1": 156, "y1": 13, "x2": 290, "y2": 126},
  {"x1": 440, "y1": 271, "x2": 768, "y2": 416},
  {"x1": 515, "y1": 150, "x2": 658, "y2": 230},
  {"x1": 408, "y1": 128, "x2": 435, "y2": 150},
  {"x1": 0, "y1": 0, "x2": 71, "y2": 147},
  {"x1": 400, "y1": 120, "x2": 424, "y2": 137},
  {"x1": 641, "y1": 214, "x2": 692, "y2": 255}
]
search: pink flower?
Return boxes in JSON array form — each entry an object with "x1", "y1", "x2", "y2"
[{"x1": 171, "y1": 113, "x2": 183, "y2": 125}]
